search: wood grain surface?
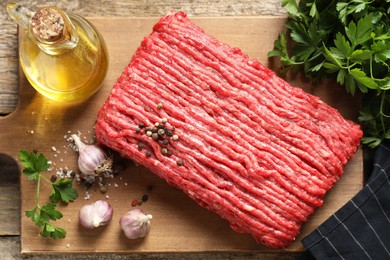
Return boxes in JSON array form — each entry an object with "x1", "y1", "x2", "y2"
[{"x1": 0, "y1": 0, "x2": 364, "y2": 259}]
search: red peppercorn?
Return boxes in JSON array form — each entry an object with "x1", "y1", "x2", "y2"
[{"x1": 131, "y1": 199, "x2": 139, "y2": 207}]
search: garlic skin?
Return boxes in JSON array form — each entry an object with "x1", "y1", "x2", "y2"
[
  {"x1": 79, "y1": 200, "x2": 113, "y2": 229},
  {"x1": 120, "y1": 208, "x2": 153, "y2": 239},
  {"x1": 71, "y1": 134, "x2": 113, "y2": 177}
]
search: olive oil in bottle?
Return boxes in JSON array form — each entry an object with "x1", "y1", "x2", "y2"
[{"x1": 7, "y1": 2, "x2": 108, "y2": 103}]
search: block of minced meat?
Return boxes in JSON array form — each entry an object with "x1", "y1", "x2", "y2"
[{"x1": 95, "y1": 11, "x2": 362, "y2": 248}]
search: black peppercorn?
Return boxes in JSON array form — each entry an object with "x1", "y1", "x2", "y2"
[
  {"x1": 50, "y1": 174, "x2": 57, "y2": 182},
  {"x1": 141, "y1": 194, "x2": 149, "y2": 202},
  {"x1": 165, "y1": 130, "x2": 173, "y2": 137}
]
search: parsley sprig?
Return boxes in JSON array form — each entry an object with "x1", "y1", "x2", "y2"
[
  {"x1": 269, "y1": 0, "x2": 390, "y2": 148},
  {"x1": 19, "y1": 150, "x2": 78, "y2": 239}
]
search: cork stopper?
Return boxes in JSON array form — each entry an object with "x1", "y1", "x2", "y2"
[{"x1": 30, "y1": 8, "x2": 64, "y2": 42}]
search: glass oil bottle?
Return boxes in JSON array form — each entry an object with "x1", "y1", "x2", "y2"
[{"x1": 7, "y1": 2, "x2": 109, "y2": 103}]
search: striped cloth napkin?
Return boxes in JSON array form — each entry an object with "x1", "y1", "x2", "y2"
[{"x1": 301, "y1": 141, "x2": 390, "y2": 259}]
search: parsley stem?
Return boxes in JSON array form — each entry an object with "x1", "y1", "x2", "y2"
[
  {"x1": 369, "y1": 56, "x2": 373, "y2": 79},
  {"x1": 36, "y1": 174, "x2": 41, "y2": 208}
]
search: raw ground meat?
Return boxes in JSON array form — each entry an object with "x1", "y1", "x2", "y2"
[{"x1": 95, "y1": 11, "x2": 362, "y2": 248}]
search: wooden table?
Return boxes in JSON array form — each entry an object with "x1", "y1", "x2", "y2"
[{"x1": 0, "y1": 0, "x2": 335, "y2": 259}]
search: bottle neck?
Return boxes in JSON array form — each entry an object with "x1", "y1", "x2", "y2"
[{"x1": 28, "y1": 7, "x2": 79, "y2": 55}]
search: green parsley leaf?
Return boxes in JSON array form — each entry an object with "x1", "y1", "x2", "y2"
[
  {"x1": 362, "y1": 136, "x2": 382, "y2": 148},
  {"x1": 281, "y1": 0, "x2": 299, "y2": 16},
  {"x1": 50, "y1": 179, "x2": 78, "y2": 203},
  {"x1": 334, "y1": 32, "x2": 352, "y2": 58},
  {"x1": 18, "y1": 150, "x2": 50, "y2": 180},
  {"x1": 26, "y1": 207, "x2": 44, "y2": 227},
  {"x1": 350, "y1": 68, "x2": 378, "y2": 90},
  {"x1": 350, "y1": 49, "x2": 374, "y2": 62},
  {"x1": 345, "y1": 14, "x2": 373, "y2": 47},
  {"x1": 41, "y1": 223, "x2": 66, "y2": 239},
  {"x1": 40, "y1": 203, "x2": 63, "y2": 222}
]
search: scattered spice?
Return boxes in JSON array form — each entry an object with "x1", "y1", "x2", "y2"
[
  {"x1": 138, "y1": 143, "x2": 145, "y2": 150},
  {"x1": 177, "y1": 160, "x2": 183, "y2": 166},
  {"x1": 145, "y1": 151, "x2": 152, "y2": 157},
  {"x1": 131, "y1": 194, "x2": 149, "y2": 207},
  {"x1": 152, "y1": 133, "x2": 159, "y2": 141},
  {"x1": 157, "y1": 129, "x2": 165, "y2": 136},
  {"x1": 172, "y1": 134, "x2": 179, "y2": 141},
  {"x1": 131, "y1": 199, "x2": 139, "y2": 207},
  {"x1": 50, "y1": 174, "x2": 57, "y2": 182},
  {"x1": 157, "y1": 103, "x2": 163, "y2": 109},
  {"x1": 141, "y1": 194, "x2": 149, "y2": 203},
  {"x1": 138, "y1": 123, "x2": 145, "y2": 128},
  {"x1": 135, "y1": 127, "x2": 141, "y2": 133}
]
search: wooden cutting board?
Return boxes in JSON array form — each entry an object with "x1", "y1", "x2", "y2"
[{"x1": 0, "y1": 16, "x2": 363, "y2": 254}]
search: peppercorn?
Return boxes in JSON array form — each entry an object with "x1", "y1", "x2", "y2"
[
  {"x1": 157, "y1": 103, "x2": 163, "y2": 109},
  {"x1": 146, "y1": 130, "x2": 152, "y2": 137},
  {"x1": 172, "y1": 134, "x2": 179, "y2": 141},
  {"x1": 131, "y1": 199, "x2": 139, "y2": 207},
  {"x1": 161, "y1": 117, "x2": 168, "y2": 123},
  {"x1": 151, "y1": 127, "x2": 158, "y2": 133},
  {"x1": 161, "y1": 148, "x2": 168, "y2": 155},
  {"x1": 141, "y1": 194, "x2": 149, "y2": 202},
  {"x1": 138, "y1": 143, "x2": 145, "y2": 150},
  {"x1": 139, "y1": 123, "x2": 145, "y2": 128},
  {"x1": 162, "y1": 139, "x2": 169, "y2": 145},
  {"x1": 157, "y1": 128, "x2": 165, "y2": 136},
  {"x1": 152, "y1": 133, "x2": 159, "y2": 141},
  {"x1": 135, "y1": 127, "x2": 141, "y2": 133},
  {"x1": 166, "y1": 150, "x2": 172, "y2": 157},
  {"x1": 177, "y1": 160, "x2": 183, "y2": 166},
  {"x1": 145, "y1": 151, "x2": 152, "y2": 157},
  {"x1": 50, "y1": 175, "x2": 57, "y2": 182},
  {"x1": 165, "y1": 130, "x2": 173, "y2": 137}
]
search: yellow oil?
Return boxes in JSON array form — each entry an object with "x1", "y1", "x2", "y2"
[{"x1": 19, "y1": 13, "x2": 108, "y2": 103}]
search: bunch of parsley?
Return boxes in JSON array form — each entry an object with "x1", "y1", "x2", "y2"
[
  {"x1": 19, "y1": 150, "x2": 78, "y2": 239},
  {"x1": 268, "y1": 0, "x2": 390, "y2": 148}
]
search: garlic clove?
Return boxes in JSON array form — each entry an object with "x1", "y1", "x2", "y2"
[
  {"x1": 71, "y1": 134, "x2": 113, "y2": 177},
  {"x1": 79, "y1": 200, "x2": 113, "y2": 229},
  {"x1": 120, "y1": 208, "x2": 152, "y2": 239}
]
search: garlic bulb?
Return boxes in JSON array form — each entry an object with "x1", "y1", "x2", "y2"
[
  {"x1": 79, "y1": 200, "x2": 113, "y2": 229},
  {"x1": 120, "y1": 208, "x2": 153, "y2": 239},
  {"x1": 71, "y1": 134, "x2": 113, "y2": 178}
]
